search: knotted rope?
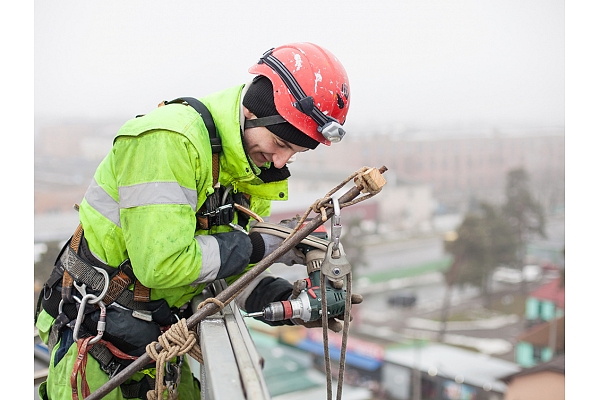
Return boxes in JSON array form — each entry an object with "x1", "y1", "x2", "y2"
[{"x1": 145, "y1": 297, "x2": 225, "y2": 400}]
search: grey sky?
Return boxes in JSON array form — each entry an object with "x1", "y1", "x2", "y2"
[{"x1": 34, "y1": 0, "x2": 565, "y2": 130}]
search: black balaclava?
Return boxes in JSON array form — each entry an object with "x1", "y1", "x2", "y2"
[{"x1": 242, "y1": 76, "x2": 319, "y2": 150}]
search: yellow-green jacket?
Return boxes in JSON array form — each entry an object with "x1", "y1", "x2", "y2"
[{"x1": 36, "y1": 84, "x2": 290, "y2": 399}]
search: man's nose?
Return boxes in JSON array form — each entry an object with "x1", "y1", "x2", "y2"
[{"x1": 272, "y1": 149, "x2": 296, "y2": 169}]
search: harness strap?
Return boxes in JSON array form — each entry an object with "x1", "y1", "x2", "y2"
[
  {"x1": 59, "y1": 239, "x2": 154, "y2": 313},
  {"x1": 133, "y1": 280, "x2": 151, "y2": 303},
  {"x1": 162, "y1": 97, "x2": 221, "y2": 187},
  {"x1": 60, "y1": 246, "x2": 110, "y2": 293},
  {"x1": 160, "y1": 97, "x2": 259, "y2": 231},
  {"x1": 61, "y1": 224, "x2": 83, "y2": 302},
  {"x1": 104, "y1": 269, "x2": 134, "y2": 306},
  {"x1": 72, "y1": 337, "x2": 146, "y2": 399}
]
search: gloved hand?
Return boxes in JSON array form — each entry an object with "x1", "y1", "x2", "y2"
[
  {"x1": 290, "y1": 278, "x2": 363, "y2": 333},
  {"x1": 248, "y1": 220, "x2": 306, "y2": 266}
]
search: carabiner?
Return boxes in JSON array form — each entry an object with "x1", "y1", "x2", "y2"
[
  {"x1": 73, "y1": 293, "x2": 107, "y2": 343},
  {"x1": 89, "y1": 301, "x2": 106, "y2": 345},
  {"x1": 330, "y1": 195, "x2": 342, "y2": 253},
  {"x1": 72, "y1": 293, "x2": 95, "y2": 341}
]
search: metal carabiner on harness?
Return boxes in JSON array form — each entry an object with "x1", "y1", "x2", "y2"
[
  {"x1": 72, "y1": 298, "x2": 106, "y2": 344},
  {"x1": 71, "y1": 267, "x2": 110, "y2": 342}
]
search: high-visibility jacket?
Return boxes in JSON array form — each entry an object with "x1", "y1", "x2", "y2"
[{"x1": 36, "y1": 84, "x2": 291, "y2": 399}]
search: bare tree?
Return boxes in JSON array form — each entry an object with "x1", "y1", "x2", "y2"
[
  {"x1": 502, "y1": 168, "x2": 546, "y2": 291},
  {"x1": 443, "y1": 202, "x2": 518, "y2": 310}
]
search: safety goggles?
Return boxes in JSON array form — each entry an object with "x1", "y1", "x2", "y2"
[{"x1": 258, "y1": 49, "x2": 346, "y2": 143}]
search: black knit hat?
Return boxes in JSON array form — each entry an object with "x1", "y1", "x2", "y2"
[{"x1": 243, "y1": 76, "x2": 319, "y2": 150}]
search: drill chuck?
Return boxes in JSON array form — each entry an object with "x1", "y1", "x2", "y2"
[{"x1": 249, "y1": 291, "x2": 312, "y2": 322}]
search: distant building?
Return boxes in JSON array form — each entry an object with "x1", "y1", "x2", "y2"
[
  {"x1": 293, "y1": 128, "x2": 565, "y2": 214},
  {"x1": 381, "y1": 342, "x2": 520, "y2": 400},
  {"x1": 278, "y1": 167, "x2": 435, "y2": 234},
  {"x1": 514, "y1": 277, "x2": 565, "y2": 367},
  {"x1": 515, "y1": 316, "x2": 564, "y2": 369},
  {"x1": 500, "y1": 354, "x2": 565, "y2": 400}
]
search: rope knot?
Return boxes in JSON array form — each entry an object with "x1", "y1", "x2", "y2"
[{"x1": 146, "y1": 318, "x2": 203, "y2": 400}]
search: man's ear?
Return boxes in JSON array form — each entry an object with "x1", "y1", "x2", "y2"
[{"x1": 243, "y1": 106, "x2": 256, "y2": 119}]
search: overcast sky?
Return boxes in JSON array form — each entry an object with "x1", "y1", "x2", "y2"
[{"x1": 33, "y1": 0, "x2": 565, "y2": 131}]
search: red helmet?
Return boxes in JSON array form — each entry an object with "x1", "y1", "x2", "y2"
[{"x1": 248, "y1": 42, "x2": 351, "y2": 146}]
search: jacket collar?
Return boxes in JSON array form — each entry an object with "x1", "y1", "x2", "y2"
[{"x1": 200, "y1": 85, "x2": 289, "y2": 200}]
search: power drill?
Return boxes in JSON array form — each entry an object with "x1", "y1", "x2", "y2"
[{"x1": 245, "y1": 222, "x2": 348, "y2": 323}]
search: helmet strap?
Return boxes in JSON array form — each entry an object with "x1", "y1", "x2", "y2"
[{"x1": 244, "y1": 115, "x2": 287, "y2": 129}]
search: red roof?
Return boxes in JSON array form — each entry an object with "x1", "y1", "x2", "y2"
[{"x1": 530, "y1": 278, "x2": 565, "y2": 308}]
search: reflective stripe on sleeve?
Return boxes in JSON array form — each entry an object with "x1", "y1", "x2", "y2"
[
  {"x1": 119, "y1": 182, "x2": 197, "y2": 210},
  {"x1": 192, "y1": 235, "x2": 222, "y2": 284},
  {"x1": 84, "y1": 178, "x2": 121, "y2": 227}
]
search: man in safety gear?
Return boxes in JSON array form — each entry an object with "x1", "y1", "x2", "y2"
[{"x1": 35, "y1": 42, "x2": 362, "y2": 400}]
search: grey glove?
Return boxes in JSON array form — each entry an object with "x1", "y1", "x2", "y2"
[{"x1": 248, "y1": 220, "x2": 306, "y2": 266}]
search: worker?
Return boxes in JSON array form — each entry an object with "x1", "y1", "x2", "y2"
[{"x1": 35, "y1": 42, "x2": 362, "y2": 400}]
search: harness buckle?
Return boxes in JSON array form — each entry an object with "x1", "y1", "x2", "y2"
[{"x1": 202, "y1": 203, "x2": 235, "y2": 227}]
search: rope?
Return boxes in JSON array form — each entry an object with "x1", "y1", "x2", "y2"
[
  {"x1": 320, "y1": 273, "x2": 333, "y2": 400},
  {"x1": 282, "y1": 167, "x2": 379, "y2": 244},
  {"x1": 336, "y1": 272, "x2": 352, "y2": 400},
  {"x1": 145, "y1": 318, "x2": 203, "y2": 400},
  {"x1": 196, "y1": 297, "x2": 226, "y2": 314},
  {"x1": 319, "y1": 272, "x2": 354, "y2": 400}
]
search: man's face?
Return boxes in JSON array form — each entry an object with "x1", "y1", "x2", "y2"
[{"x1": 242, "y1": 107, "x2": 309, "y2": 169}]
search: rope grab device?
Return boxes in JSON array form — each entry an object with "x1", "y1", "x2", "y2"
[{"x1": 84, "y1": 166, "x2": 387, "y2": 400}]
